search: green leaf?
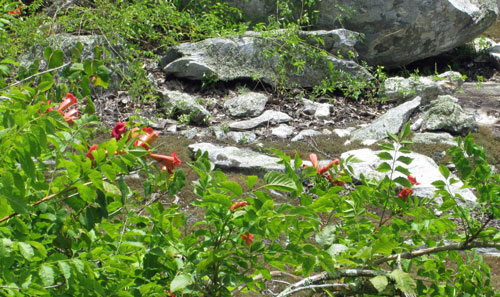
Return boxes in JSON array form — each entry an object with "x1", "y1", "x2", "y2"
[
  {"x1": 399, "y1": 121, "x2": 411, "y2": 140},
  {"x1": 18, "y1": 242, "x2": 34, "y2": 260},
  {"x1": 220, "y1": 181, "x2": 242, "y2": 196},
  {"x1": 94, "y1": 65, "x2": 110, "y2": 88},
  {"x1": 103, "y1": 181, "x2": 121, "y2": 196},
  {"x1": 377, "y1": 162, "x2": 392, "y2": 173},
  {"x1": 84, "y1": 96, "x2": 95, "y2": 114},
  {"x1": 48, "y1": 49, "x2": 64, "y2": 69},
  {"x1": 170, "y1": 273, "x2": 193, "y2": 292},
  {"x1": 377, "y1": 152, "x2": 393, "y2": 161},
  {"x1": 39, "y1": 264, "x2": 55, "y2": 286},
  {"x1": 396, "y1": 155, "x2": 413, "y2": 165},
  {"x1": 394, "y1": 176, "x2": 411, "y2": 188},
  {"x1": 38, "y1": 80, "x2": 54, "y2": 92},
  {"x1": 246, "y1": 175, "x2": 258, "y2": 191},
  {"x1": 439, "y1": 164, "x2": 450, "y2": 179},
  {"x1": 58, "y1": 261, "x2": 72, "y2": 283},
  {"x1": 43, "y1": 47, "x2": 53, "y2": 62},
  {"x1": 372, "y1": 234, "x2": 397, "y2": 256},
  {"x1": 388, "y1": 269, "x2": 416, "y2": 294},
  {"x1": 0, "y1": 238, "x2": 13, "y2": 258},
  {"x1": 395, "y1": 166, "x2": 411, "y2": 176},
  {"x1": 315, "y1": 225, "x2": 336, "y2": 249},
  {"x1": 370, "y1": 275, "x2": 389, "y2": 293},
  {"x1": 77, "y1": 183, "x2": 96, "y2": 202},
  {"x1": 262, "y1": 171, "x2": 297, "y2": 192}
]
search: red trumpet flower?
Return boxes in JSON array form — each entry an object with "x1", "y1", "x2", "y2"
[
  {"x1": 57, "y1": 93, "x2": 77, "y2": 113},
  {"x1": 230, "y1": 201, "x2": 249, "y2": 211},
  {"x1": 241, "y1": 232, "x2": 254, "y2": 246},
  {"x1": 148, "y1": 152, "x2": 181, "y2": 173},
  {"x1": 111, "y1": 122, "x2": 127, "y2": 140},
  {"x1": 63, "y1": 108, "x2": 78, "y2": 125},
  {"x1": 133, "y1": 127, "x2": 158, "y2": 150},
  {"x1": 398, "y1": 187, "x2": 413, "y2": 200},
  {"x1": 408, "y1": 175, "x2": 420, "y2": 186}
]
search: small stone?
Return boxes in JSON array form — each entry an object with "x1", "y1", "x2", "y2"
[
  {"x1": 333, "y1": 128, "x2": 354, "y2": 138},
  {"x1": 361, "y1": 139, "x2": 377, "y2": 146},
  {"x1": 166, "y1": 125, "x2": 177, "y2": 133},
  {"x1": 411, "y1": 118, "x2": 424, "y2": 131},
  {"x1": 229, "y1": 110, "x2": 291, "y2": 130},
  {"x1": 291, "y1": 129, "x2": 322, "y2": 142},
  {"x1": 321, "y1": 128, "x2": 332, "y2": 135},
  {"x1": 226, "y1": 131, "x2": 257, "y2": 144},
  {"x1": 412, "y1": 132, "x2": 456, "y2": 146},
  {"x1": 314, "y1": 103, "x2": 331, "y2": 119},
  {"x1": 224, "y1": 92, "x2": 268, "y2": 117},
  {"x1": 272, "y1": 124, "x2": 294, "y2": 138},
  {"x1": 181, "y1": 128, "x2": 201, "y2": 139}
]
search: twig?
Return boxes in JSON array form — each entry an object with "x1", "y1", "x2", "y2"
[
  {"x1": 309, "y1": 136, "x2": 332, "y2": 159},
  {"x1": 0, "y1": 62, "x2": 72, "y2": 91},
  {"x1": 0, "y1": 181, "x2": 91, "y2": 223},
  {"x1": 373, "y1": 241, "x2": 500, "y2": 265},
  {"x1": 233, "y1": 271, "x2": 301, "y2": 293},
  {"x1": 277, "y1": 269, "x2": 388, "y2": 297}
]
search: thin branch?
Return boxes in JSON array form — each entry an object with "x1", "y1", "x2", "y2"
[
  {"x1": 233, "y1": 271, "x2": 301, "y2": 294},
  {"x1": 277, "y1": 269, "x2": 387, "y2": 297},
  {"x1": 374, "y1": 241, "x2": 500, "y2": 265},
  {"x1": 0, "y1": 181, "x2": 92, "y2": 223},
  {"x1": 1, "y1": 62, "x2": 72, "y2": 92}
]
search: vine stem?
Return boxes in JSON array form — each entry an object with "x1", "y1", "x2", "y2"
[
  {"x1": 0, "y1": 181, "x2": 91, "y2": 223},
  {"x1": 0, "y1": 62, "x2": 71, "y2": 91},
  {"x1": 378, "y1": 143, "x2": 400, "y2": 227}
]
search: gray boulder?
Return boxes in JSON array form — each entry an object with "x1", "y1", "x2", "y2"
[
  {"x1": 422, "y1": 95, "x2": 478, "y2": 135},
  {"x1": 384, "y1": 71, "x2": 464, "y2": 104},
  {"x1": 272, "y1": 124, "x2": 295, "y2": 138},
  {"x1": 190, "y1": 0, "x2": 497, "y2": 67},
  {"x1": 229, "y1": 110, "x2": 291, "y2": 130},
  {"x1": 224, "y1": 92, "x2": 268, "y2": 117},
  {"x1": 226, "y1": 131, "x2": 257, "y2": 144},
  {"x1": 160, "y1": 36, "x2": 372, "y2": 88},
  {"x1": 159, "y1": 89, "x2": 211, "y2": 125},
  {"x1": 291, "y1": 129, "x2": 322, "y2": 142},
  {"x1": 188, "y1": 143, "x2": 284, "y2": 175},
  {"x1": 340, "y1": 148, "x2": 476, "y2": 204},
  {"x1": 350, "y1": 96, "x2": 421, "y2": 142}
]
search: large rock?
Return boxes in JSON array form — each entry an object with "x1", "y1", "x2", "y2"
[
  {"x1": 160, "y1": 36, "x2": 372, "y2": 88},
  {"x1": 422, "y1": 95, "x2": 478, "y2": 135},
  {"x1": 188, "y1": 0, "x2": 498, "y2": 67},
  {"x1": 350, "y1": 96, "x2": 421, "y2": 142},
  {"x1": 188, "y1": 143, "x2": 284, "y2": 175},
  {"x1": 384, "y1": 71, "x2": 464, "y2": 104},
  {"x1": 340, "y1": 148, "x2": 476, "y2": 204}
]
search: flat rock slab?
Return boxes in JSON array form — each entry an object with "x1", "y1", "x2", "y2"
[
  {"x1": 188, "y1": 143, "x2": 284, "y2": 175},
  {"x1": 340, "y1": 148, "x2": 476, "y2": 204},
  {"x1": 229, "y1": 110, "x2": 291, "y2": 130}
]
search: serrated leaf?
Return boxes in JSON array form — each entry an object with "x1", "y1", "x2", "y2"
[
  {"x1": 370, "y1": 275, "x2": 389, "y2": 293},
  {"x1": 400, "y1": 121, "x2": 411, "y2": 140},
  {"x1": 372, "y1": 234, "x2": 397, "y2": 256},
  {"x1": 58, "y1": 261, "x2": 72, "y2": 282},
  {"x1": 327, "y1": 244, "x2": 348, "y2": 257},
  {"x1": 77, "y1": 183, "x2": 96, "y2": 202},
  {"x1": 397, "y1": 155, "x2": 413, "y2": 165},
  {"x1": 394, "y1": 176, "x2": 412, "y2": 188},
  {"x1": 315, "y1": 225, "x2": 336, "y2": 249},
  {"x1": 18, "y1": 242, "x2": 34, "y2": 260},
  {"x1": 38, "y1": 80, "x2": 54, "y2": 92},
  {"x1": 39, "y1": 264, "x2": 55, "y2": 286},
  {"x1": 395, "y1": 166, "x2": 410, "y2": 176},
  {"x1": 0, "y1": 238, "x2": 13, "y2": 258},
  {"x1": 389, "y1": 269, "x2": 416, "y2": 294},
  {"x1": 84, "y1": 96, "x2": 95, "y2": 114},
  {"x1": 103, "y1": 181, "x2": 121, "y2": 196},
  {"x1": 377, "y1": 162, "x2": 392, "y2": 173},
  {"x1": 170, "y1": 273, "x2": 193, "y2": 292},
  {"x1": 262, "y1": 171, "x2": 297, "y2": 192},
  {"x1": 377, "y1": 151, "x2": 393, "y2": 161}
]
